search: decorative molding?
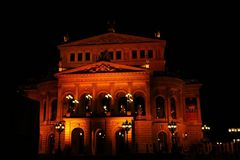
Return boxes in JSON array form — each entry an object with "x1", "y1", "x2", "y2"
[{"x1": 58, "y1": 33, "x2": 160, "y2": 47}]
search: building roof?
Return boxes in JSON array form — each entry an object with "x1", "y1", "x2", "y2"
[{"x1": 57, "y1": 32, "x2": 164, "y2": 47}]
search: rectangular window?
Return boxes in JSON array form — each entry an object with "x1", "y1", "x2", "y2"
[
  {"x1": 132, "y1": 50, "x2": 137, "y2": 59},
  {"x1": 78, "y1": 53, "x2": 82, "y2": 61},
  {"x1": 108, "y1": 51, "x2": 113, "y2": 60},
  {"x1": 147, "y1": 50, "x2": 153, "y2": 58},
  {"x1": 43, "y1": 101, "x2": 46, "y2": 121},
  {"x1": 85, "y1": 52, "x2": 90, "y2": 61},
  {"x1": 116, "y1": 51, "x2": 122, "y2": 60},
  {"x1": 70, "y1": 53, "x2": 75, "y2": 62},
  {"x1": 140, "y1": 50, "x2": 145, "y2": 58}
]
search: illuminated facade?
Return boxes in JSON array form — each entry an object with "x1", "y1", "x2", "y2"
[{"x1": 25, "y1": 32, "x2": 203, "y2": 155}]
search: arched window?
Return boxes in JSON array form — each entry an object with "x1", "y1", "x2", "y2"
[
  {"x1": 51, "y1": 99, "x2": 57, "y2": 121},
  {"x1": 118, "y1": 96, "x2": 127, "y2": 114},
  {"x1": 62, "y1": 94, "x2": 76, "y2": 116},
  {"x1": 83, "y1": 93, "x2": 92, "y2": 113},
  {"x1": 170, "y1": 97, "x2": 176, "y2": 119},
  {"x1": 97, "y1": 93, "x2": 112, "y2": 115},
  {"x1": 134, "y1": 95, "x2": 145, "y2": 116},
  {"x1": 102, "y1": 93, "x2": 112, "y2": 113},
  {"x1": 156, "y1": 96, "x2": 165, "y2": 118}
]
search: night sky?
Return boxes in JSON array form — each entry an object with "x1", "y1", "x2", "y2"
[{"x1": 9, "y1": 3, "x2": 239, "y2": 155}]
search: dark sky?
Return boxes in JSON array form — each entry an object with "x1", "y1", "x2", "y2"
[{"x1": 9, "y1": 3, "x2": 240, "y2": 143}]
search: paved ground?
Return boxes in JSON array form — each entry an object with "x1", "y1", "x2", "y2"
[{"x1": 37, "y1": 153, "x2": 240, "y2": 160}]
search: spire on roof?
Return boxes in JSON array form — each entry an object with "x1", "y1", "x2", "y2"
[
  {"x1": 154, "y1": 31, "x2": 161, "y2": 38},
  {"x1": 107, "y1": 20, "x2": 116, "y2": 33},
  {"x1": 63, "y1": 33, "x2": 70, "y2": 42}
]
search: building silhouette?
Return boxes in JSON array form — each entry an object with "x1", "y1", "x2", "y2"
[{"x1": 25, "y1": 31, "x2": 203, "y2": 156}]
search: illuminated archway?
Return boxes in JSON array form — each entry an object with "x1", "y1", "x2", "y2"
[
  {"x1": 115, "y1": 128, "x2": 125, "y2": 154},
  {"x1": 96, "y1": 92, "x2": 111, "y2": 116},
  {"x1": 71, "y1": 128, "x2": 84, "y2": 155},
  {"x1": 134, "y1": 93, "x2": 145, "y2": 116},
  {"x1": 48, "y1": 133, "x2": 55, "y2": 154},
  {"x1": 62, "y1": 93, "x2": 76, "y2": 116},
  {"x1": 115, "y1": 92, "x2": 127, "y2": 115},
  {"x1": 95, "y1": 129, "x2": 106, "y2": 154},
  {"x1": 78, "y1": 93, "x2": 92, "y2": 116},
  {"x1": 157, "y1": 131, "x2": 168, "y2": 153}
]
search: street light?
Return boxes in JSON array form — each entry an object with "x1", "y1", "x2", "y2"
[
  {"x1": 168, "y1": 121, "x2": 177, "y2": 153},
  {"x1": 122, "y1": 120, "x2": 132, "y2": 153},
  {"x1": 228, "y1": 128, "x2": 240, "y2": 143},
  {"x1": 202, "y1": 124, "x2": 210, "y2": 142},
  {"x1": 55, "y1": 121, "x2": 65, "y2": 152}
]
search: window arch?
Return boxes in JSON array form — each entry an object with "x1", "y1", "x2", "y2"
[
  {"x1": 62, "y1": 94, "x2": 76, "y2": 116},
  {"x1": 79, "y1": 93, "x2": 92, "y2": 115},
  {"x1": 116, "y1": 92, "x2": 128, "y2": 115},
  {"x1": 170, "y1": 97, "x2": 176, "y2": 119},
  {"x1": 102, "y1": 93, "x2": 112, "y2": 113},
  {"x1": 134, "y1": 95, "x2": 145, "y2": 116},
  {"x1": 50, "y1": 99, "x2": 57, "y2": 121},
  {"x1": 97, "y1": 92, "x2": 112, "y2": 115},
  {"x1": 84, "y1": 93, "x2": 92, "y2": 112},
  {"x1": 156, "y1": 96, "x2": 165, "y2": 118}
]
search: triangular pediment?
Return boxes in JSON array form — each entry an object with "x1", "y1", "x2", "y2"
[
  {"x1": 58, "y1": 32, "x2": 161, "y2": 47},
  {"x1": 56, "y1": 61, "x2": 147, "y2": 76}
]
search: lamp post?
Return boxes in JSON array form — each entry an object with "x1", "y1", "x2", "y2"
[
  {"x1": 228, "y1": 128, "x2": 240, "y2": 143},
  {"x1": 122, "y1": 120, "x2": 132, "y2": 153},
  {"x1": 55, "y1": 121, "x2": 65, "y2": 153},
  {"x1": 168, "y1": 121, "x2": 177, "y2": 153},
  {"x1": 202, "y1": 124, "x2": 210, "y2": 142}
]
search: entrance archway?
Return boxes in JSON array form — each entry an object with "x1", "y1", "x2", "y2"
[
  {"x1": 116, "y1": 128, "x2": 125, "y2": 154},
  {"x1": 71, "y1": 128, "x2": 84, "y2": 155},
  {"x1": 48, "y1": 133, "x2": 55, "y2": 154},
  {"x1": 95, "y1": 129, "x2": 106, "y2": 154},
  {"x1": 157, "y1": 131, "x2": 168, "y2": 153}
]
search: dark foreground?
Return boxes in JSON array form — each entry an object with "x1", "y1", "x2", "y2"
[{"x1": 37, "y1": 153, "x2": 240, "y2": 160}]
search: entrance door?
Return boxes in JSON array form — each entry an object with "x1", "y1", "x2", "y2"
[
  {"x1": 158, "y1": 132, "x2": 168, "y2": 153},
  {"x1": 95, "y1": 129, "x2": 105, "y2": 154},
  {"x1": 71, "y1": 128, "x2": 84, "y2": 155},
  {"x1": 48, "y1": 134, "x2": 55, "y2": 154},
  {"x1": 116, "y1": 129, "x2": 125, "y2": 154}
]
